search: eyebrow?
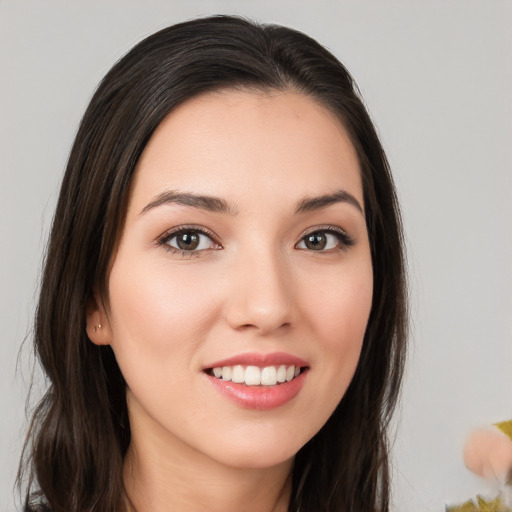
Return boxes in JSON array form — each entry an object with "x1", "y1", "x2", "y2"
[
  {"x1": 139, "y1": 190, "x2": 238, "y2": 216},
  {"x1": 139, "y1": 188, "x2": 363, "y2": 217},
  {"x1": 295, "y1": 190, "x2": 364, "y2": 215}
]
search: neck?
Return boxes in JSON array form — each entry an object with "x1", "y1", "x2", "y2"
[
  {"x1": 123, "y1": 397, "x2": 293, "y2": 512},
  {"x1": 124, "y1": 455, "x2": 292, "y2": 512}
]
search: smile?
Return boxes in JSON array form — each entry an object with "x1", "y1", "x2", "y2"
[
  {"x1": 203, "y1": 353, "x2": 310, "y2": 410},
  {"x1": 207, "y1": 365, "x2": 303, "y2": 386}
]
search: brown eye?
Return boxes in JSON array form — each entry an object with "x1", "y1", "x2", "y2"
[
  {"x1": 164, "y1": 229, "x2": 218, "y2": 252},
  {"x1": 175, "y1": 232, "x2": 200, "y2": 250},
  {"x1": 296, "y1": 228, "x2": 354, "y2": 252},
  {"x1": 304, "y1": 233, "x2": 327, "y2": 250}
]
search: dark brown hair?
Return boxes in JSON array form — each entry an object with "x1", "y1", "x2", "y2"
[{"x1": 18, "y1": 15, "x2": 407, "y2": 512}]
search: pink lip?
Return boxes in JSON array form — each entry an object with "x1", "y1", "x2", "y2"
[
  {"x1": 205, "y1": 370, "x2": 308, "y2": 410},
  {"x1": 204, "y1": 352, "x2": 308, "y2": 369}
]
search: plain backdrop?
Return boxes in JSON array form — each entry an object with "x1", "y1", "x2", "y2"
[{"x1": 1, "y1": 1, "x2": 511, "y2": 511}]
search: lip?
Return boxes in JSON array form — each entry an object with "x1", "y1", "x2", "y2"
[
  {"x1": 205, "y1": 370, "x2": 308, "y2": 410},
  {"x1": 204, "y1": 352, "x2": 309, "y2": 369},
  {"x1": 202, "y1": 352, "x2": 309, "y2": 410}
]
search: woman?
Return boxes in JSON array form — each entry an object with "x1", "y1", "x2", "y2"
[{"x1": 18, "y1": 15, "x2": 407, "y2": 512}]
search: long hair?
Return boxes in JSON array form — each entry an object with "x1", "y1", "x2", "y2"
[{"x1": 18, "y1": 15, "x2": 407, "y2": 512}]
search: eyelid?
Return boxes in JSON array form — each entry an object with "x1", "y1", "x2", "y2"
[
  {"x1": 296, "y1": 225, "x2": 355, "y2": 250},
  {"x1": 154, "y1": 223, "x2": 353, "y2": 255},
  {"x1": 156, "y1": 224, "x2": 222, "y2": 250}
]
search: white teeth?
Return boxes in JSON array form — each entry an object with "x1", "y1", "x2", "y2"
[
  {"x1": 231, "y1": 365, "x2": 245, "y2": 383},
  {"x1": 276, "y1": 365, "x2": 287, "y2": 383},
  {"x1": 260, "y1": 366, "x2": 277, "y2": 386},
  {"x1": 245, "y1": 366, "x2": 261, "y2": 386},
  {"x1": 211, "y1": 365, "x2": 302, "y2": 386}
]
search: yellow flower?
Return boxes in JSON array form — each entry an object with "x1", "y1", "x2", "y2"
[
  {"x1": 446, "y1": 499, "x2": 479, "y2": 512},
  {"x1": 446, "y1": 495, "x2": 511, "y2": 512}
]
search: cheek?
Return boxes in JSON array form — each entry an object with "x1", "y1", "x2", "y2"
[
  {"x1": 106, "y1": 256, "x2": 222, "y2": 375},
  {"x1": 306, "y1": 262, "x2": 373, "y2": 382},
  {"x1": 287, "y1": 260, "x2": 372, "y2": 443}
]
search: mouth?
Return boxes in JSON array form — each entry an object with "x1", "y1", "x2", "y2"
[
  {"x1": 202, "y1": 352, "x2": 310, "y2": 409},
  {"x1": 204, "y1": 364, "x2": 308, "y2": 387}
]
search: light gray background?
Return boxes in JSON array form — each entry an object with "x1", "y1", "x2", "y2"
[{"x1": 1, "y1": 1, "x2": 511, "y2": 511}]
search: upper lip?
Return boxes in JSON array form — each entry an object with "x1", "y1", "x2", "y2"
[{"x1": 204, "y1": 352, "x2": 309, "y2": 370}]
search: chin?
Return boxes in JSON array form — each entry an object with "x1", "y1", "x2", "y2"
[
  {"x1": 221, "y1": 448, "x2": 296, "y2": 471},
  {"x1": 199, "y1": 431, "x2": 305, "y2": 470}
]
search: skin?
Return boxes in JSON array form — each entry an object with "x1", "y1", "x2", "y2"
[{"x1": 88, "y1": 90, "x2": 373, "y2": 512}]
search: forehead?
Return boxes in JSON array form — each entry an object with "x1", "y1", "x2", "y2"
[{"x1": 129, "y1": 89, "x2": 363, "y2": 214}]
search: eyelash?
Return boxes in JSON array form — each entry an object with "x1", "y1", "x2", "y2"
[
  {"x1": 156, "y1": 225, "x2": 221, "y2": 258},
  {"x1": 156, "y1": 224, "x2": 354, "y2": 257},
  {"x1": 298, "y1": 225, "x2": 355, "y2": 252}
]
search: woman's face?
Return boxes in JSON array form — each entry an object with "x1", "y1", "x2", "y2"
[{"x1": 91, "y1": 90, "x2": 373, "y2": 469}]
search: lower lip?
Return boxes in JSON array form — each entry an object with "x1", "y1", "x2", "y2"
[{"x1": 205, "y1": 371, "x2": 308, "y2": 410}]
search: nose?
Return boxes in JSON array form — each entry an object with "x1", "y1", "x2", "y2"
[{"x1": 224, "y1": 249, "x2": 296, "y2": 336}]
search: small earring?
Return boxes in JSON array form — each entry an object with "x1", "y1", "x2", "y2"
[{"x1": 92, "y1": 324, "x2": 102, "y2": 333}]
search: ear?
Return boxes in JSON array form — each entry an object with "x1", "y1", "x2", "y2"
[{"x1": 86, "y1": 292, "x2": 113, "y2": 346}]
